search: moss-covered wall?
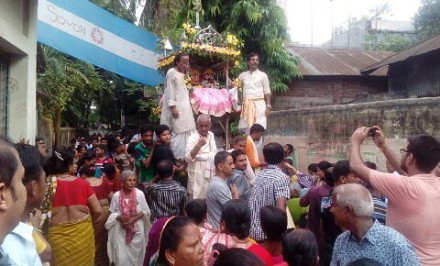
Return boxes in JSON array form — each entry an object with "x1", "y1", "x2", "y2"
[{"x1": 265, "y1": 97, "x2": 440, "y2": 172}]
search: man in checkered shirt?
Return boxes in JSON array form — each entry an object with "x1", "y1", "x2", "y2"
[{"x1": 248, "y1": 142, "x2": 290, "y2": 241}]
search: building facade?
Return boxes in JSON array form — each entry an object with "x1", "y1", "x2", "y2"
[{"x1": 0, "y1": 0, "x2": 38, "y2": 142}]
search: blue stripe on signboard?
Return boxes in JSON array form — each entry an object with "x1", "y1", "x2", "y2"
[
  {"x1": 38, "y1": 21, "x2": 163, "y2": 86},
  {"x1": 44, "y1": 0, "x2": 158, "y2": 50},
  {"x1": 38, "y1": 0, "x2": 163, "y2": 86}
]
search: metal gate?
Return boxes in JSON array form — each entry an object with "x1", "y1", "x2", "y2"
[{"x1": 0, "y1": 56, "x2": 8, "y2": 136}]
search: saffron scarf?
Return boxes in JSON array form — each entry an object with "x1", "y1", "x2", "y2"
[{"x1": 119, "y1": 188, "x2": 138, "y2": 243}]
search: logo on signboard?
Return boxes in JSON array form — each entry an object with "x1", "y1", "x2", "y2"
[{"x1": 90, "y1": 27, "x2": 104, "y2": 45}]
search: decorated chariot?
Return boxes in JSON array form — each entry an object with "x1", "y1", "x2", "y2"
[{"x1": 157, "y1": 19, "x2": 244, "y2": 148}]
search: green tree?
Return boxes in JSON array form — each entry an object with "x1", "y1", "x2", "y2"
[
  {"x1": 90, "y1": 0, "x2": 136, "y2": 23},
  {"x1": 363, "y1": 32, "x2": 413, "y2": 52},
  {"x1": 37, "y1": 46, "x2": 104, "y2": 147},
  {"x1": 139, "y1": 0, "x2": 184, "y2": 35},
  {"x1": 414, "y1": 0, "x2": 440, "y2": 40},
  {"x1": 174, "y1": 0, "x2": 300, "y2": 92}
]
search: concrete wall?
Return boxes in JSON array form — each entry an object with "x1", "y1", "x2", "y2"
[
  {"x1": 273, "y1": 76, "x2": 387, "y2": 110},
  {"x1": 265, "y1": 97, "x2": 440, "y2": 172},
  {"x1": 0, "y1": 0, "x2": 38, "y2": 143}
]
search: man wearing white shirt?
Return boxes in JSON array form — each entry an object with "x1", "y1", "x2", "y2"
[
  {"x1": 238, "y1": 53, "x2": 271, "y2": 131},
  {"x1": 185, "y1": 114, "x2": 218, "y2": 199}
]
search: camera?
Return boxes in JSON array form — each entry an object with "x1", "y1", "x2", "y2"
[{"x1": 367, "y1": 128, "x2": 377, "y2": 137}]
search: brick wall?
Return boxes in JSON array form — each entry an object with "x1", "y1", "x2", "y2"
[
  {"x1": 264, "y1": 97, "x2": 440, "y2": 172},
  {"x1": 273, "y1": 76, "x2": 388, "y2": 110}
]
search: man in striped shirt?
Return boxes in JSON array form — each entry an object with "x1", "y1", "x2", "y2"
[
  {"x1": 144, "y1": 160, "x2": 187, "y2": 224},
  {"x1": 248, "y1": 142, "x2": 290, "y2": 242}
]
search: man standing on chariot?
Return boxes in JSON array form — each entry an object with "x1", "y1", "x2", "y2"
[{"x1": 238, "y1": 53, "x2": 271, "y2": 131}]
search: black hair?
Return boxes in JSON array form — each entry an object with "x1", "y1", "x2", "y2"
[
  {"x1": 114, "y1": 142, "x2": 123, "y2": 148},
  {"x1": 347, "y1": 258, "x2": 384, "y2": 266},
  {"x1": 232, "y1": 135, "x2": 246, "y2": 145},
  {"x1": 263, "y1": 142, "x2": 284, "y2": 165},
  {"x1": 140, "y1": 124, "x2": 154, "y2": 136},
  {"x1": 77, "y1": 151, "x2": 96, "y2": 169},
  {"x1": 127, "y1": 142, "x2": 138, "y2": 155},
  {"x1": 214, "y1": 248, "x2": 264, "y2": 266},
  {"x1": 106, "y1": 134, "x2": 119, "y2": 154},
  {"x1": 103, "y1": 163, "x2": 116, "y2": 178},
  {"x1": 260, "y1": 206, "x2": 287, "y2": 241},
  {"x1": 79, "y1": 165, "x2": 95, "y2": 177},
  {"x1": 185, "y1": 199, "x2": 207, "y2": 224},
  {"x1": 35, "y1": 137, "x2": 44, "y2": 144},
  {"x1": 0, "y1": 137, "x2": 19, "y2": 196},
  {"x1": 324, "y1": 167, "x2": 335, "y2": 187},
  {"x1": 307, "y1": 163, "x2": 318, "y2": 173},
  {"x1": 173, "y1": 52, "x2": 189, "y2": 66},
  {"x1": 285, "y1": 144, "x2": 294, "y2": 154},
  {"x1": 155, "y1": 124, "x2": 170, "y2": 137},
  {"x1": 66, "y1": 146, "x2": 76, "y2": 156},
  {"x1": 317, "y1": 160, "x2": 332, "y2": 171},
  {"x1": 76, "y1": 145, "x2": 87, "y2": 153},
  {"x1": 43, "y1": 148, "x2": 74, "y2": 175},
  {"x1": 282, "y1": 229, "x2": 318, "y2": 266},
  {"x1": 157, "y1": 216, "x2": 195, "y2": 265},
  {"x1": 214, "y1": 151, "x2": 231, "y2": 168},
  {"x1": 231, "y1": 149, "x2": 246, "y2": 162},
  {"x1": 156, "y1": 160, "x2": 174, "y2": 180},
  {"x1": 221, "y1": 199, "x2": 251, "y2": 240},
  {"x1": 14, "y1": 143, "x2": 43, "y2": 185},
  {"x1": 332, "y1": 160, "x2": 351, "y2": 184},
  {"x1": 249, "y1": 124, "x2": 265, "y2": 134},
  {"x1": 246, "y1": 52, "x2": 259, "y2": 61},
  {"x1": 365, "y1": 161, "x2": 377, "y2": 170},
  {"x1": 407, "y1": 134, "x2": 440, "y2": 173},
  {"x1": 70, "y1": 138, "x2": 77, "y2": 145}
]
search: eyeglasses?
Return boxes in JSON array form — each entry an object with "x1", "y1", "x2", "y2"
[{"x1": 399, "y1": 148, "x2": 408, "y2": 154}]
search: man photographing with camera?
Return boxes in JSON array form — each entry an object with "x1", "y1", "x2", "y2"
[{"x1": 349, "y1": 126, "x2": 440, "y2": 265}]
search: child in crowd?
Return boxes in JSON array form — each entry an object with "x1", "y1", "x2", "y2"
[
  {"x1": 114, "y1": 142, "x2": 133, "y2": 172},
  {"x1": 95, "y1": 144, "x2": 113, "y2": 177}
]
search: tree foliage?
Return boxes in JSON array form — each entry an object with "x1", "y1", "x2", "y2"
[
  {"x1": 174, "y1": 0, "x2": 300, "y2": 92},
  {"x1": 414, "y1": 0, "x2": 440, "y2": 40},
  {"x1": 363, "y1": 32, "x2": 413, "y2": 52},
  {"x1": 90, "y1": 0, "x2": 136, "y2": 23},
  {"x1": 37, "y1": 46, "x2": 104, "y2": 124}
]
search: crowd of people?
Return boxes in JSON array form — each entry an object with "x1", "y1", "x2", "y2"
[
  {"x1": 0, "y1": 52, "x2": 439, "y2": 266},
  {"x1": 1, "y1": 121, "x2": 439, "y2": 266}
]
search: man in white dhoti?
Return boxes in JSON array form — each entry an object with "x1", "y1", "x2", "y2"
[
  {"x1": 106, "y1": 170, "x2": 151, "y2": 266},
  {"x1": 160, "y1": 53, "x2": 196, "y2": 159},
  {"x1": 185, "y1": 114, "x2": 217, "y2": 199},
  {"x1": 238, "y1": 53, "x2": 272, "y2": 131}
]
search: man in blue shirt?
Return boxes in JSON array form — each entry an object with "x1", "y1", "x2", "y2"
[{"x1": 330, "y1": 183, "x2": 419, "y2": 266}]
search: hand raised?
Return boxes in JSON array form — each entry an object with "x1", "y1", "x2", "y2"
[
  {"x1": 230, "y1": 183, "x2": 239, "y2": 199},
  {"x1": 370, "y1": 125, "x2": 386, "y2": 148},
  {"x1": 198, "y1": 136, "x2": 208, "y2": 147},
  {"x1": 351, "y1": 127, "x2": 369, "y2": 144}
]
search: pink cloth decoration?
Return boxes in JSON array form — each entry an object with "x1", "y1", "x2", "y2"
[{"x1": 191, "y1": 88, "x2": 233, "y2": 117}]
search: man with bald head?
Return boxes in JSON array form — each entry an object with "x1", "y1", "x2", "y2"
[
  {"x1": 185, "y1": 114, "x2": 217, "y2": 199},
  {"x1": 330, "y1": 183, "x2": 419, "y2": 266}
]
